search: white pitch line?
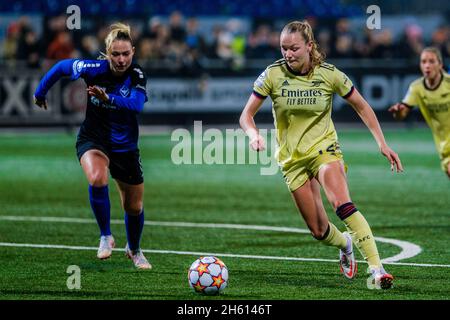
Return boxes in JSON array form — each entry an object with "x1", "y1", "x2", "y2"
[
  {"x1": 0, "y1": 215, "x2": 310, "y2": 234},
  {"x1": 0, "y1": 242, "x2": 448, "y2": 268},
  {"x1": 376, "y1": 237, "x2": 422, "y2": 264},
  {"x1": 0, "y1": 215, "x2": 422, "y2": 264}
]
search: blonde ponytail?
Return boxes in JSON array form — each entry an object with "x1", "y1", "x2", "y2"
[{"x1": 104, "y1": 23, "x2": 133, "y2": 54}]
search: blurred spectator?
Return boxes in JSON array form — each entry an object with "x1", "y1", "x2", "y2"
[
  {"x1": 185, "y1": 17, "x2": 207, "y2": 53},
  {"x1": 96, "y1": 24, "x2": 110, "y2": 49},
  {"x1": 267, "y1": 31, "x2": 281, "y2": 59},
  {"x1": 334, "y1": 33, "x2": 354, "y2": 58},
  {"x1": 370, "y1": 29, "x2": 396, "y2": 59},
  {"x1": 227, "y1": 18, "x2": 247, "y2": 68},
  {"x1": 44, "y1": 15, "x2": 67, "y2": 49},
  {"x1": 17, "y1": 29, "x2": 41, "y2": 68},
  {"x1": 317, "y1": 28, "x2": 332, "y2": 58},
  {"x1": 215, "y1": 27, "x2": 234, "y2": 63},
  {"x1": 353, "y1": 28, "x2": 374, "y2": 58},
  {"x1": 136, "y1": 37, "x2": 155, "y2": 61},
  {"x1": 168, "y1": 11, "x2": 186, "y2": 43},
  {"x1": 246, "y1": 24, "x2": 276, "y2": 59},
  {"x1": 206, "y1": 24, "x2": 223, "y2": 59},
  {"x1": 397, "y1": 24, "x2": 425, "y2": 60},
  {"x1": 431, "y1": 25, "x2": 450, "y2": 59},
  {"x1": 143, "y1": 16, "x2": 163, "y2": 39},
  {"x1": 46, "y1": 31, "x2": 76, "y2": 60},
  {"x1": 152, "y1": 24, "x2": 171, "y2": 59},
  {"x1": 80, "y1": 35, "x2": 100, "y2": 60},
  {"x1": 2, "y1": 22, "x2": 20, "y2": 63},
  {"x1": 332, "y1": 18, "x2": 356, "y2": 58},
  {"x1": 2, "y1": 11, "x2": 448, "y2": 73}
]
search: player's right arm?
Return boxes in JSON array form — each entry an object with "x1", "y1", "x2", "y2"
[
  {"x1": 240, "y1": 93, "x2": 266, "y2": 151},
  {"x1": 34, "y1": 59, "x2": 75, "y2": 109},
  {"x1": 388, "y1": 83, "x2": 417, "y2": 120},
  {"x1": 34, "y1": 59, "x2": 99, "y2": 110},
  {"x1": 241, "y1": 67, "x2": 274, "y2": 151},
  {"x1": 388, "y1": 103, "x2": 411, "y2": 120}
]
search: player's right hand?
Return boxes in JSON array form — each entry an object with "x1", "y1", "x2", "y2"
[
  {"x1": 33, "y1": 95, "x2": 48, "y2": 110},
  {"x1": 249, "y1": 135, "x2": 266, "y2": 152},
  {"x1": 380, "y1": 143, "x2": 404, "y2": 173},
  {"x1": 388, "y1": 103, "x2": 407, "y2": 120}
]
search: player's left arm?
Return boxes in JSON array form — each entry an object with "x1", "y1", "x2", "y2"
[
  {"x1": 87, "y1": 86, "x2": 147, "y2": 112},
  {"x1": 88, "y1": 66, "x2": 148, "y2": 113},
  {"x1": 345, "y1": 88, "x2": 403, "y2": 173}
]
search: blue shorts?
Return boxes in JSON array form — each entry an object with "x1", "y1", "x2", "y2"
[{"x1": 76, "y1": 138, "x2": 144, "y2": 185}]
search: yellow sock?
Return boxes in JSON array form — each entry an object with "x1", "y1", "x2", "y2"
[
  {"x1": 319, "y1": 222, "x2": 347, "y2": 250},
  {"x1": 343, "y1": 211, "x2": 381, "y2": 269}
]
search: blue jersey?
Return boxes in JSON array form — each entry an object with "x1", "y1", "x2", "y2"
[{"x1": 35, "y1": 59, "x2": 148, "y2": 152}]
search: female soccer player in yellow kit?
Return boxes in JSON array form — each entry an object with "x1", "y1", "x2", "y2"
[
  {"x1": 240, "y1": 21, "x2": 403, "y2": 289},
  {"x1": 389, "y1": 47, "x2": 450, "y2": 178}
]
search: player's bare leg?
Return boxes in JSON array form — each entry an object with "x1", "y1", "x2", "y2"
[
  {"x1": 80, "y1": 150, "x2": 115, "y2": 259},
  {"x1": 291, "y1": 178, "x2": 355, "y2": 278},
  {"x1": 317, "y1": 160, "x2": 392, "y2": 289},
  {"x1": 316, "y1": 161, "x2": 351, "y2": 210},
  {"x1": 291, "y1": 178, "x2": 329, "y2": 239},
  {"x1": 80, "y1": 150, "x2": 109, "y2": 186}
]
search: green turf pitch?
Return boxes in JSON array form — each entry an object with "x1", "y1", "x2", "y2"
[{"x1": 0, "y1": 128, "x2": 448, "y2": 300}]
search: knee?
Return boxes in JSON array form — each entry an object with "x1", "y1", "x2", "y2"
[
  {"x1": 124, "y1": 201, "x2": 143, "y2": 216},
  {"x1": 88, "y1": 170, "x2": 108, "y2": 187}
]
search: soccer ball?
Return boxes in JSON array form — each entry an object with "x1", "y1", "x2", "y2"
[{"x1": 188, "y1": 256, "x2": 228, "y2": 295}]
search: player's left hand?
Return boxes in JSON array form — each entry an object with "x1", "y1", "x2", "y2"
[
  {"x1": 380, "y1": 144, "x2": 403, "y2": 173},
  {"x1": 87, "y1": 86, "x2": 109, "y2": 102}
]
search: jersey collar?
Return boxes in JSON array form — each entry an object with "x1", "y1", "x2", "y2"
[
  {"x1": 423, "y1": 71, "x2": 444, "y2": 91},
  {"x1": 285, "y1": 63, "x2": 310, "y2": 77}
]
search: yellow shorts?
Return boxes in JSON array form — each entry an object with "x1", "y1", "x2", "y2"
[{"x1": 281, "y1": 141, "x2": 346, "y2": 192}]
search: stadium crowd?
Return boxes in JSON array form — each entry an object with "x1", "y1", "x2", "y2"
[{"x1": 2, "y1": 11, "x2": 450, "y2": 74}]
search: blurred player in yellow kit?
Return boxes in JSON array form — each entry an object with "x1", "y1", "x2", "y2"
[
  {"x1": 240, "y1": 20, "x2": 403, "y2": 289},
  {"x1": 389, "y1": 47, "x2": 450, "y2": 178}
]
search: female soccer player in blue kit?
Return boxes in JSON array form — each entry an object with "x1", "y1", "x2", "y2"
[{"x1": 34, "y1": 23, "x2": 151, "y2": 269}]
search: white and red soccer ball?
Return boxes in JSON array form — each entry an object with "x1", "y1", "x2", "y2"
[{"x1": 188, "y1": 256, "x2": 228, "y2": 295}]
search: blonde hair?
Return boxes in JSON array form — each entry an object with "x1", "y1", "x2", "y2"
[
  {"x1": 281, "y1": 20, "x2": 324, "y2": 70},
  {"x1": 105, "y1": 23, "x2": 133, "y2": 54},
  {"x1": 422, "y1": 47, "x2": 443, "y2": 65}
]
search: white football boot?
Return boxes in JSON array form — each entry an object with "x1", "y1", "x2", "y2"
[
  {"x1": 97, "y1": 235, "x2": 115, "y2": 260},
  {"x1": 339, "y1": 232, "x2": 357, "y2": 279},
  {"x1": 367, "y1": 266, "x2": 394, "y2": 290},
  {"x1": 125, "y1": 244, "x2": 152, "y2": 270}
]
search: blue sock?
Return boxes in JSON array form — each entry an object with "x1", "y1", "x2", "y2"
[
  {"x1": 88, "y1": 185, "x2": 111, "y2": 237},
  {"x1": 125, "y1": 210, "x2": 144, "y2": 251}
]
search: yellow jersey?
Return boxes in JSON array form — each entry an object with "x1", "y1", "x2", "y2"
[
  {"x1": 402, "y1": 72, "x2": 450, "y2": 160},
  {"x1": 253, "y1": 59, "x2": 354, "y2": 166}
]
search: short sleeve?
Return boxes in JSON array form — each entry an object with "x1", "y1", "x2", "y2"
[
  {"x1": 401, "y1": 85, "x2": 418, "y2": 108},
  {"x1": 333, "y1": 67, "x2": 354, "y2": 98},
  {"x1": 253, "y1": 68, "x2": 272, "y2": 98}
]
